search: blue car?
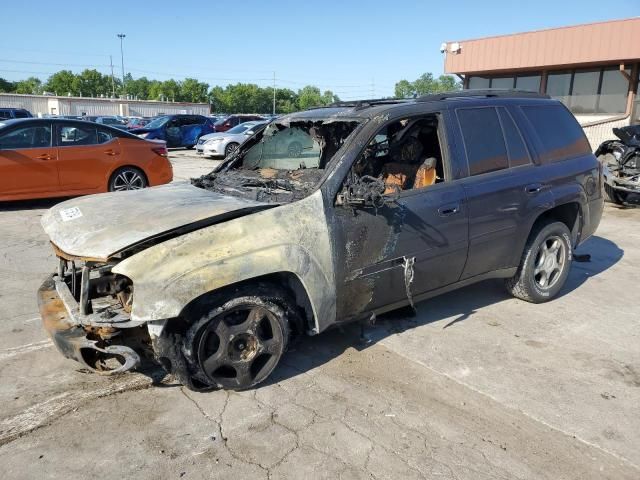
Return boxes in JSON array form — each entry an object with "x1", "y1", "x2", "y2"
[{"x1": 130, "y1": 114, "x2": 215, "y2": 148}]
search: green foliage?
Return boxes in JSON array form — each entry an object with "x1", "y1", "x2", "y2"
[
  {"x1": 0, "y1": 77, "x2": 16, "y2": 93},
  {"x1": 15, "y1": 77, "x2": 43, "y2": 95},
  {"x1": 45, "y1": 70, "x2": 77, "y2": 96},
  {"x1": 394, "y1": 73, "x2": 460, "y2": 98}
]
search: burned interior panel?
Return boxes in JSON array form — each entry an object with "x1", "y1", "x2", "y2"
[{"x1": 192, "y1": 119, "x2": 360, "y2": 203}]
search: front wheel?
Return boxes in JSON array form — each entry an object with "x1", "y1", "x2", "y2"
[
  {"x1": 224, "y1": 142, "x2": 239, "y2": 157},
  {"x1": 505, "y1": 221, "x2": 572, "y2": 303},
  {"x1": 183, "y1": 287, "x2": 292, "y2": 390},
  {"x1": 108, "y1": 167, "x2": 148, "y2": 192}
]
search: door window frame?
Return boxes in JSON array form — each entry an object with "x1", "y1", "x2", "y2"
[
  {"x1": 54, "y1": 122, "x2": 100, "y2": 148},
  {"x1": 0, "y1": 123, "x2": 52, "y2": 150}
]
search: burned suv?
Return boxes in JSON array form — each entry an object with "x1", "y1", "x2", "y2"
[
  {"x1": 38, "y1": 90, "x2": 603, "y2": 391},
  {"x1": 596, "y1": 124, "x2": 640, "y2": 204}
]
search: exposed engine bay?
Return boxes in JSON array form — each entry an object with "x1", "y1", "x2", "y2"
[
  {"x1": 192, "y1": 118, "x2": 360, "y2": 202},
  {"x1": 596, "y1": 125, "x2": 640, "y2": 203}
]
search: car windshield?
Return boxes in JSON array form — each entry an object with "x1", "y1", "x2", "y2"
[
  {"x1": 192, "y1": 117, "x2": 361, "y2": 203},
  {"x1": 227, "y1": 123, "x2": 255, "y2": 134},
  {"x1": 145, "y1": 116, "x2": 170, "y2": 129}
]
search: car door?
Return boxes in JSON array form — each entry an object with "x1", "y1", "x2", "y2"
[
  {"x1": 328, "y1": 112, "x2": 469, "y2": 321},
  {"x1": 180, "y1": 116, "x2": 203, "y2": 146},
  {"x1": 165, "y1": 117, "x2": 182, "y2": 147},
  {"x1": 0, "y1": 122, "x2": 59, "y2": 197},
  {"x1": 55, "y1": 122, "x2": 121, "y2": 191},
  {"x1": 453, "y1": 105, "x2": 538, "y2": 279}
]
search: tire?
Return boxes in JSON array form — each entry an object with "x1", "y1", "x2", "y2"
[
  {"x1": 224, "y1": 142, "x2": 239, "y2": 157},
  {"x1": 505, "y1": 221, "x2": 572, "y2": 303},
  {"x1": 287, "y1": 141, "x2": 303, "y2": 158},
  {"x1": 182, "y1": 285, "x2": 294, "y2": 390},
  {"x1": 108, "y1": 167, "x2": 148, "y2": 192},
  {"x1": 604, "y1": 183, "x2": 627, "y2": 205}
]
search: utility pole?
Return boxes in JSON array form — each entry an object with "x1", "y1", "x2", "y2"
[
  {"x1": 117, "y1": 33, "x2": 126, "y2": 95},
  {"x1": 109, "y1": 55, "x2": 116, "y2": 97},
  {"x1": 272, "y1": 71, "x2": 276, "y2": 116}
]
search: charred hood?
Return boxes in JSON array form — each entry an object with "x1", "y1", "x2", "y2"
[{"x1": 41, "y1": 183, "x2": 275, "y2": 260}]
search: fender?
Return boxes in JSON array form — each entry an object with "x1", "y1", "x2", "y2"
[{"x1": 112, "y1": 191, "x2": 335, "y2": 334}]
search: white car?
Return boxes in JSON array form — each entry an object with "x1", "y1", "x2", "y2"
[{"x1": 196, "y1": 121, "x2": 266, "y2": 157}]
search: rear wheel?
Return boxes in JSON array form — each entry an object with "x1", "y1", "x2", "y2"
[
  {"x1": 604, "y1": 183, "x2": 627, "y2": 205},
  {"x1": 108, "y1": 167, "x2": 148, "y2": 192},
  {"x1": 183, "y1": 286, "x2": 293, "y2": 390},
  {"x1": 505, "y1": 221, "x2": 572, "y2": 303},
  {"x1": 225, "y1": 142, "x2": 239, "y2": 157}
]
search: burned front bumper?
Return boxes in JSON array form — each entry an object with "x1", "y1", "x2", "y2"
[
  {"x1": 602, "y1": 162, "x2": 640, "y2": 194},
  {"x1": 37, "y1": 274, "x2": 142, "y2": 375}
]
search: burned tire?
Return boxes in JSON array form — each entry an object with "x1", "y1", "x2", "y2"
[
  {"x1": 182, "y1": 285, "x2": 293, "y2": 390},
  {"x1": 108, "y1": 167, "x2": 148, "y2": 192},
  {"x1": 224, "y1": 142, "x2": 239, "y2": 157},
  {"x1": 505, "y1": 221, "x2": 572, "y2": 303},
  {"x1": 604, "y1": 183, "x2": 627, "y2": 205}
]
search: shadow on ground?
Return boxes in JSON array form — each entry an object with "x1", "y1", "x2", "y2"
[
  {"x1": 262, "y1": 234, "x2": 623, "y2": 388},
  {"x1": 0, "y1": 198, "x2": 69, "y2": 212}
]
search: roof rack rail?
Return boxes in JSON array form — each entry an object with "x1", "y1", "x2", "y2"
[
  {"x1": 416, "y1": 89, "x2": 550, "y2": 102},
  {"x1": 307, "y1": 98, "x2": 410, "y2": 111}
]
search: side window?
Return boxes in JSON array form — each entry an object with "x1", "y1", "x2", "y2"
[
  {"x1": 456, "y1": 107, "x2": 508, "y2": 176},
  {"x1": 520, "y1": 104, "x2": 591, "y2": 163},
  {"x1": 497, "y1": 107, "x2": 531, "y2": 167},
  {"x1": 345, "y1": 114, "x2": 445, "y2": 196},
  {"x1": 97, "y1": 128, "x2": 115, "y2": 144},
  {"x1": 0, "y1": 125, "x2": 51, "y2": 149},
  {"x1": 58, "y1": 124, "x2": 98, "y2": 146},
  {"x1": 14, "y1": 110, "x2": 30, "y2": 118}
]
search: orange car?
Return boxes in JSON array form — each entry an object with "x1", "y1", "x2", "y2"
[{"x1": 0, "y1": 118, "x2": 173, "y2": 201}]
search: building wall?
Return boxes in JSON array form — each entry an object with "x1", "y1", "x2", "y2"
[{"x1": 0, "y1": 94, "x2": 209, "y2": 117}]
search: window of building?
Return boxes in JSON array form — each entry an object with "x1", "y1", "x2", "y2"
[
  {"x1": 467, "y1": 76, "x2": 491, "y2": 89},
  {"x1": 599, "y1": 67, "x2": 629, "y2": 114},
  {"x1": 515, "y1": 75, "x2": 541, "y2": 92},
  {"x1": 490, "y1": 77, "x2": 515, "y2": 89},
  {"x1": 497, "y1": 107, "x2": 531, "y2": 167},
  {"x1": 570, "y1": 70, "x2": 600, "y2": 114},
  {"x1": 457, "y1": 107, "x2": 509, "y2": 176},
  {"x1": 545, "y1": 67, "x2": 630, "y2": 116},
  {"x1": 521, "y1": 105, "x2": 591, "y2": 163}
]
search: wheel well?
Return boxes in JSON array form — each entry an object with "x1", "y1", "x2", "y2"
[
  {"x1": 179, "y1": 272, "x2": 315, "y2": 335},
  {"x1": 532, "y1": 202, "x2": 581, "y2": 243},
  {"x1": 108, "y1": 165, "x2": 148, "y2": 187}
]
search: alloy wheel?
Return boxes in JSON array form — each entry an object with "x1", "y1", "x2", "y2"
[
  {"x1": 112, "y1": 169, "x2": 146, "y2": 191},
  {"x1": 533, "y1": 235, "x2": 566, "y2": 290}
]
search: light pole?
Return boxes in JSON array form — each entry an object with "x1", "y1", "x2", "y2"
[{"x1": 117, "y1": 33, "x2": 126, "y2": 95}]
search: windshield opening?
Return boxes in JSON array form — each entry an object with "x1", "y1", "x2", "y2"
[
  {"x1": 144, "y1": 116, "x2": 169, "y2": 129},
  {"x1": 192, "y1": 117, "x2": 361, "y2": 203}
]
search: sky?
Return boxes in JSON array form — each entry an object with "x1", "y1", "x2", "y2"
[{"x1": 1, "y1": 0, "x2": 637, "y2": 99}]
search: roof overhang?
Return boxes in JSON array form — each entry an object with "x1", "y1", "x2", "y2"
[{"x1": 443, "y1": 17, "x2": 640, "y2": 75}]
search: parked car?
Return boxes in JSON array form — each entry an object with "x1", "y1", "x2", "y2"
[
  {"x1": 130, "y1": 114, "x2": 215, "y2": 148},
  {"x1": 126, "y1": 117, "x2": 151, "y2": 130},
  {"x1": 37, "y1": 90, "x2": 602, "y2": 391},
  {"x1": 83, "y1": 116, "x2": 129, "y2": 130},
  {"x1": 595, "y1": 124, "x2": 640, "y2": 204},
  {"x1": 0, "y1": 108, "x2": 33, "y2": 120},
  {"x1": 196, "y1": 121, "x2": 267, "y2": 157},
  {"x1": 213, "y1": 114, "x2": 265, "y2": 132},
  {"x1": 0, "y1": 118, "x2": 172, "y2": 201}
]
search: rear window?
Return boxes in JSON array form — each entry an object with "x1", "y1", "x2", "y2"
[
  {"x1": 457, "y1": 107, "x2": 509, "y2": 176},
  {"x1": 520, "y1": 104, "x2": 591, "y2": 163}
]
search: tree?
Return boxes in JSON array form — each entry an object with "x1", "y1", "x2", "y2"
[
  {"x1": 45, "y1": 70, "x2": 77, "y2": 96},
  {"x1": 180, "y1": 78, "x2": 209, "y2": 103},
  {"x1": 394, "y1": 73, "x2": 461, "y2": 98},
  {"x1": 73, "y1": 69, "x2": 111, "y2": 97},
  {"x1": 14, "y1": 77, "x2": 43, "y2": 95},
  {"x1": 0, "y1": 78, "x2": 15, "y2": 93},
  {"x1": 297, "y1": 86, "x2": 324, "y2": 110},
  {"x1": 125, "y1": 75, "x2": 150, "y2": 99}
]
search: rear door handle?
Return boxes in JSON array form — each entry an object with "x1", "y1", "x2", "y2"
[
  {"x1": 35, "y1": 153, "x2": 54, "y2": 160},
  {"x1": 438, "y1": 203, "x2": 461, "y2": 217},
  {"x1": 104, "y1": 149, "x2": 119, "y2": 156},
  {"x1": 525, "y1": 183, "x2": 544, "y2": 194}
]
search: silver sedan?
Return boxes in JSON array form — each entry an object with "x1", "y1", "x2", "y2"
[{"x1": 196, "y1": 121, "x2": 266, "y2": 158}]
